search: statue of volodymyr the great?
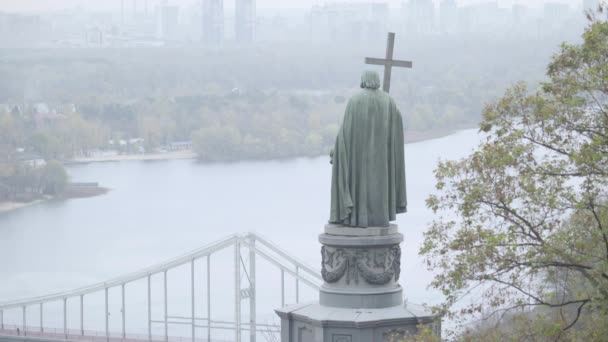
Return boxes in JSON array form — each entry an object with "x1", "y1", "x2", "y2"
[{"x1": 329, "y1": 70, "x2": 407, "y2": 228}]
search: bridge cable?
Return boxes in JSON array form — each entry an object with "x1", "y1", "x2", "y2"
[{"x1": 239, "y1": 254, "x2": 251, "y2": 285}]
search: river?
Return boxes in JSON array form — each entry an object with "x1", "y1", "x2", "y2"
[{"x1": 0, "y1": 129, "x2": 481, "y2": 339}]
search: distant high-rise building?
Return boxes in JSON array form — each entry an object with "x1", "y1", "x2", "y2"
[
  {"x1": 583, "y1": 0, "x2": 600, "y2": 11},
  {"x1": 235, "y1": 0, "x2": 255, "y2": 42},
  {"x1": 542, "y1": 2, "x2": 573, "y2": 35},
  {"x1": 0, "y1": 13, "x2": 42, "y2": 47},
  {"x1": 510, "y1": 4, "x2": 531, "y2": 35},
  {"x1": 544, "y1": 3, "x2": 570, "y2": 23},
  {"x1": 404, "y1": 0, "x2": 435, "y2": 34},
  {"x1": 202, "y1": 0, "x2": 224, "y2": 45},
  {"x1": 512, "y1": 4, "x2": 528, "y2": 26},
  {"x1": 157, "y1": 2, "x2": 179, "y2": 40},
  {"x1": 310, "y1": 2, "x2": 388, "y2": 43},
  {"x1": 121, "y1": 0, "x2": 141, "y2": 23},
  {"x1": 368, "y1": 3, "x2": 389, "y2": 40},
  {"x1": 456, "y1": 1, "x2": 507, "y2": 34},
  {"x1": 439, "y1": 0, "x2": 458, "y2": 34},
  {"x1": 86, "y1": 27, "x2": 104, "y2": 45}
]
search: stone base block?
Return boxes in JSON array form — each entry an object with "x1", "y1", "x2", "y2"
[
  {"x1": 319, "y1": 284, "x2": 403, "y2": 309},
  {"x1": 276, "y1": 302, "x2": 440, "y2": 342}
]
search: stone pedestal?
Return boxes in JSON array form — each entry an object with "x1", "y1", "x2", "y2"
[{"x1": 276, "y1": 225, "x2": 440, "y2": 342}]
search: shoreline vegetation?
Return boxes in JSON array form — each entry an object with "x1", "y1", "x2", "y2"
[
  {"x1": 0, "y1": 36, "x2": 552, "y2": 166},
  {"x1": 68, "y1": 149, "x2": 196, "y2": 164},
  {"x1": 0, "y1": 184, "x2": 109, "y2": 214},
  {"x1": 0, "y1": 35, "x2": 556, "y2": 215},
  {"x1": 68, "y1": 125, "x2": 476, "y2": 164},
  {"x1": 0, "y1": 126, "x2": 472, "y2": 214}
]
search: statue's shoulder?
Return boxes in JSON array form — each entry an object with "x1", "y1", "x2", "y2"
[
  {"x1": 348, "y1": 90, "x2": 395, "y2": 108},
  {"x1": 346, "y1": 91, "x2": 368, "y2": 106},
  {"x1": 383, "y1": 92, "x2": 397, "y2": 103}
]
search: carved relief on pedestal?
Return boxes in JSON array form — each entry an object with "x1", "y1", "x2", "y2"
[{"x1": 321, "y1": 245, "x2": 401, "y2": 285}]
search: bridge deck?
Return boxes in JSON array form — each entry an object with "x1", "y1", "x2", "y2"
[
  {"x1": 0, "y1": 234, "x2": 314, "y2": 342},
  {"x1": 0, "y1": 326, "x2": 228, "y2": 342}
]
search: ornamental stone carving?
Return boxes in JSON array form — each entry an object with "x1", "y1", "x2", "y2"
[{"x1": 321, "y1": 245, "x2": 401, "y2": 285}]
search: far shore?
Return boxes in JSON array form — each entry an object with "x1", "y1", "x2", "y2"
[
  {"x1": 0, "y1": 126, "x2": 476, "y2": 215},
  {"x1": 67, "y1": 150, "x2": 196, "y2": 164},
  {"x1": 0, "y1": 197, "x2": 51, "y2": 214},
  {"x1": 66, "y1": 125, "x2": 477, "y2": 165},
  {"x1": 0, "y1": 185, "x2": 109, "y2": 215}
]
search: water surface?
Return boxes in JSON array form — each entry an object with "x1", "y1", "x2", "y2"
[{"x1": 0, "y1": 129, "x2": 481, "y2": 337}]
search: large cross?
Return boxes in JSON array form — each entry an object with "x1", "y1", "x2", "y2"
[{"x1": 365, "y1": 32, "x2": 413, "y2": 93}]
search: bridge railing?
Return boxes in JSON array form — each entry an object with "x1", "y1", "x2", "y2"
[{"x1": 0, "y1": 233, "x2": 322, "y2": 342}]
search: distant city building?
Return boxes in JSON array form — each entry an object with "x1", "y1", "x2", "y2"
[
  {"x1": 202, "y1": 0, "x2": 224, "y2": 45},
  {"x1": 512, "y1": 4, "x2": 528, "y2": 26},
  {"x1": 157, "y1": 1, "x2": 179, "y2": 41},
  {"x1": 310, "y1": 2, "x2": 388, "y2": 43},
  {"x1": 369, "y1": 3, "x2": 389, "y2": 40},
  {"x1": 168, "y1": 141, "x2": 193, "y2": 151},
  {"x1": 235, "y1": 0, "x2": 255, "y2": 42},
  {"x1": 457, "y1": 1, "x2": 510, "y2": 34},
  {"x1": 439, "y1": 0, "x2": 458, "y2": 34},
  {"x1": 120, "y1": 0, "x2": 144, "y2": 23},
  {"x1": 85, "y1": 27, "x2": 104, "y2": 45},
  {"x1": 543, "y1": 2, "x2": 572, "y2": 33},
  {"x1": 0, "y1": 13, "x2": 42, "y2": 47},
  {"x1": 403, "y1": 0, "x2": 435, "y2": 34},
  {"x1": 583, "y1": 0, "x2": 601, "y2": 11}
]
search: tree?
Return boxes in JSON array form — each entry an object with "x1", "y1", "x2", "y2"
[
  {"x1": 192, "y1": 125, "x2": 242, "y2": 162},
  {"x1": 28, "y1": 132, "x2": 62, "y2": 160},
  {"x1": 420, "y1": 15, "x2": 608, "y2": 339},
  {"x1": 40, "y1": 160, "x2": 68, "y2": 195}
]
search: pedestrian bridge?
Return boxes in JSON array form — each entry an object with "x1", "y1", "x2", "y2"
[{"x1": 0, "y1": 233, "x2": 323, "y2": 342}]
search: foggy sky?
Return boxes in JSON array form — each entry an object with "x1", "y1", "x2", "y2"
[{"x1": 0, "y1": 0, "x2": 583, "y2": 12}]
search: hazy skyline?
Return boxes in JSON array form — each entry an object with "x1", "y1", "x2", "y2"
[{"x1": 0, "y1": 0, "x2": 584, "y2": 12}]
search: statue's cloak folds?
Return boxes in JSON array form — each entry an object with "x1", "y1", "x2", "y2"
[{"x1": 330, "y1": 72, "x2": 407, "y2": 228}]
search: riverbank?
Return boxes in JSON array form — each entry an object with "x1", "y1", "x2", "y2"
[
  {"x1": 0, "y1": 197, "x2": 52, "y2": 214},
  {"x1": 0, "y1": 185, "x2": 109, "y2": 214},
  {"x1": 66, "y1": 126, "x2": 478, "y2": 165},
  {"x1": 61, "y1": 184, "x2": 110, "y2": 199},
  {"x1": 67, "y1": 150, "x2": 196, "y2": 164}
]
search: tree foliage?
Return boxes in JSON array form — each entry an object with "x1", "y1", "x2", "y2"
[
  {"x1": 40, "y1": 160, "x2": 68, "y2": 195},
  {"x1": 0, "y1": 160, "x2": 68, "y2": 201},
  {"x1": 421, "y1": 14, "x2": 608, "y2": 339}
]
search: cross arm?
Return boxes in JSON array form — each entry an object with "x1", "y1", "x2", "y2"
[{"x1": 365, "y1": 57, "x2": 413, "y2": 69}]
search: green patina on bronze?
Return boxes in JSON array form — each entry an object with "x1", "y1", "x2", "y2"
[{"x1": 329, "y1": 70, "x2": 407, "y2": 228}]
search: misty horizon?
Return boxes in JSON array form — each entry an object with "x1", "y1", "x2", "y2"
[{"x1": 0, "y1": 0, "x2": 592, "y2": 13}]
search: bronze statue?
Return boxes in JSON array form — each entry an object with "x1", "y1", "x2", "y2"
[{"x1": 329, "y1": 71, "x2": 407, "y2": 228}]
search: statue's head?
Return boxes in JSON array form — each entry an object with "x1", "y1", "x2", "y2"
[{"x1": 360, "y1": 70, "x2": 381, "y2": 90}]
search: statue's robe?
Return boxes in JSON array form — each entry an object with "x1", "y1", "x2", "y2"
[{"x1": 330, "y1": 71, "x2": 407, "y2": 228}]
